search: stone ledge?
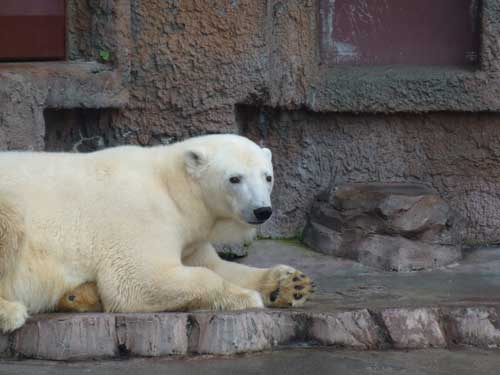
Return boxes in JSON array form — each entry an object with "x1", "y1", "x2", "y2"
[
  {"x1": 0, "y1": 61, "x2": 128, "y2": 150},
  {"x1": 0, "y1": 61, "x2": 128, "y2": 109},
  {"x1": 3, "y1": 302, "x2": 500, "y2": 360}
]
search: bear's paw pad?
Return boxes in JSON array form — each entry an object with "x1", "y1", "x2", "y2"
[{"x1": 261, "y1": 265, "x2": 315, "y2": 308}]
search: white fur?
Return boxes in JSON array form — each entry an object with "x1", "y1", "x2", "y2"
[{"x1": 0, "y1": 134, "x2": 287, "y2": 332}]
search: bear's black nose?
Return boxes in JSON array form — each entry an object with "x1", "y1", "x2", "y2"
[{"x1": 253, "y1": 207, "x2": 273, "y2": 222}]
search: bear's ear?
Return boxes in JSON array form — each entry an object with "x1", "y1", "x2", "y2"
[
  {"x1": 184, "y1": 149, "x2": 208, "y2": 176},
  {"x1": 262, "y1": 147, "x2": 272, "y2": 162}
]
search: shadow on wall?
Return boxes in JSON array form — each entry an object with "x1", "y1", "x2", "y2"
[
  {"x1": 237, "y1": 104, "x2": 500, "y2": 244},
  {"x1": 44, "y1": 109, "x2": 123, "y2": 153}
]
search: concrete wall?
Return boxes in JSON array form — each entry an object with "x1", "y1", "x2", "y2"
[
  {"x1": 241, "y1": 109, "x2": 500, "y2": 241},
  {"x1": 2, "y1": 1, "x2": 500, "y2": 243}
]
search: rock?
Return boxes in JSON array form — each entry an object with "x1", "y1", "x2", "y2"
[
  {"x1": 191, "y1": 311, "x2": 296, "y2": 355},
  {"x1": 0, "y1": 334, "x2": 10, "y2": 358},
  {"x1": 357, "y1": 235, "x2": 462, "y2": 272},
  {"x1": 115, "y1": 313, "x2": 189, "y2": 356},
  {"x1": 308, "y1": 202, "x2": 345, "y2": 231},
  {"x1": 334, "y1": 183, "x2": 434, "y2": 212},
  {"x1": 13, "y1": 314, "x2": 117, "y2": 360},
  {"x1": 389, "y1": 195, "x2": 449, "y2": 233},
  {"x1": 309, "y1": 310, "x2": 386, "y2": 349},
  {"x1": 445, "y1": 307, "x2": 500, "y2": 348},
  {"x1": 378, "y1": 194, "x2": 423, "y2": 217},
  {"x1": 303, "y1": 183, "x2": 462, "y2": 271},
  {"x1": 302, "y1": 221, "x2": 343, "y2": 256},
  {"x1": 381, "y1": 308, "x2": 447, "y2": 349},
  {"x1": 3, "y1": 305, "x2": 500, "y2": 360}
]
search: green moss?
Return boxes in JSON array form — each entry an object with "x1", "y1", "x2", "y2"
[
  {"x1": 277, "y1": 237, "x2": 304, "y2": 247},
  {"x1": 98, "y1": 50, "x2": 111, "y2": 63}
]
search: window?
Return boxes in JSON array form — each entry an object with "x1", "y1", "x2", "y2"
[
  {"x1": 319, "y1": 0, "x2": 481, "y2": 66},
  {"x1": 0, "y1": 0, "x2": 65, "y2": 61}
]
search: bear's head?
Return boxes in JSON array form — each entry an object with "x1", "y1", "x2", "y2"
[{"x1": 184, "y1": 135, "x2": 274, "y2": 226}]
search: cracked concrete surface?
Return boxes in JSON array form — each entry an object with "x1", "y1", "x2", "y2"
[{"x1": 1, "y1": 348, "x2": 500, "y2": 374}]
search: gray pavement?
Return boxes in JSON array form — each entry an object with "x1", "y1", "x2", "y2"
[
  {"x1": 1, "y1": 348, "x2": 500, "y2": 375},
  {"x1": 241, "y1": 240, "x2": 500, "y2": 310}
]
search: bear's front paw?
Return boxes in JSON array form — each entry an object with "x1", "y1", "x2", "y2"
[
  {"x1": 259, "y1": 265, "x2": 315, "y2": 308},
  {"x1": 0, "y1": 301, "x2": 28, "y2": 333}
]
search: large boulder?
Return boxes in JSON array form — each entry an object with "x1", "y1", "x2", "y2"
[{"x1": 303, "y1": 183, "x2": 463, "y2": 271}]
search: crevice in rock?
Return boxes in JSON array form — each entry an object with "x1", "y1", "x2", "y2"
[
  {"x1": 117, "y1": 343, "x2": 130, "y2": 358},
  {"x1": 367, "y1": 309, "x2": 395, "y2": 349},
  {"x1": 291, "y1": 312, "x2": 315, "y2": 345},
  {"x1": 440, "y1": 308, "x2": 460, "y2": 348},
  {"x1": 186, "y1": 314, "x2": 200, "y2": 354}
]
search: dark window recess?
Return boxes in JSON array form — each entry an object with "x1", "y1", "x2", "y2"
[
  {"x1": 0, "y1": 0, "x2": 65, "y2": 61},
  {"x1": 319, "y1": 0, "x2": 481, "y2": 66}
]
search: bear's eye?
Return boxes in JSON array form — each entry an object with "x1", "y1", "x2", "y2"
[
  {"x1": 266, "y1": 176, "x2": 272, "y2": 182},
  {"x1": 229, "y1": 176, "x2": 241, "y2": 184}
]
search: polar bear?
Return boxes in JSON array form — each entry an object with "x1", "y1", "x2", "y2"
[{"x1": 0, "y1": 134, "x2": 313, "y2": 332}]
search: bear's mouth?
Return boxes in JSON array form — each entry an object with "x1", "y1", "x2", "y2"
[{"x1": 247, "y1": 220, "x2": 267, "y2": 225}]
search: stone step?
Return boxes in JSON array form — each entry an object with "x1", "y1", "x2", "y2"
[{"x1": 3, "y1": 300, "x2": 500, "y2": 360}]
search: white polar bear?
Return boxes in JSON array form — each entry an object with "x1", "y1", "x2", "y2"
[{"x1": 0, "y1": 134, "x2": 313, "y2": 332}]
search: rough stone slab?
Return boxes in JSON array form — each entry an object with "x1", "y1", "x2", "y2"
[
  {"x1": 0, "y1": 334, "x2": 10, "y2": 358},
  {"x1": 390, "y1": 195, "x2": 449, "y2": 233},
  {"x1": 302, "y1": 221, "x2": 343, "y2": 256},
  {"x1": 12, "y1": 314, "x2": 117, "y2": 360},
  {"x1": 381, "y1": 308, "x2": 447, "y2": 349},
  {"x1": 445, "y1": 307, "x2": 500, "y2": 349},
  {"x1": 309, "y1": 309, "x2": 386, "y2": 349},
  {"x1": 378, "y1": 195, "x2": 423, "y2": 218},
  {"x1": 192, "y1": 311, "x2": 296, "y2": 355},
  {"x1": 115, "y1": 313, "x2": 189, "y2": 356},
  {"x1": 333, "y1": 183, "x2": 434, "y2": 212},
  {"x1": 0, "y1": 62, "x2": 128, "y2": 111},
  {"x1": 2, "y1": 304, "x2": 500, "y2": 360},
  {"x1": 357, "y1": 235, "x2": 462, "y2": 272}
]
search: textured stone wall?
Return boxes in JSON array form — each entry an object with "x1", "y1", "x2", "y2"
[
  {"x1": 64, "y1": 0, "x2": 319, "y2": 144},
  {"x1": 242, "y1": 109, "x2": 500, "y2": 242},
  {"x1": 108, "y1": 0, "x2": 269, "y2": 143}
]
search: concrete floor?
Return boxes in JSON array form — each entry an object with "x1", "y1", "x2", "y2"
[
  {"x1": 240, "y1": 240, "x2": 500, "y2": 310},
  {"x1": 1, "y1": 348, "x2": 500, "y2": 375}
]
